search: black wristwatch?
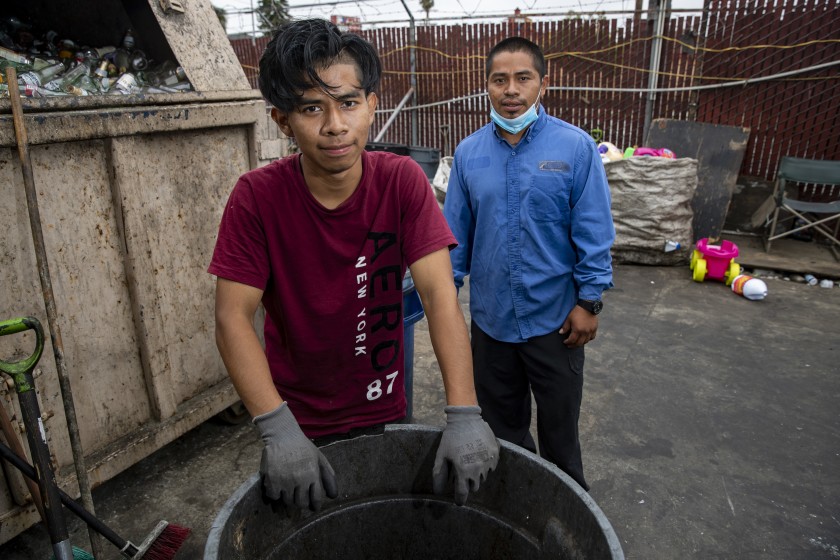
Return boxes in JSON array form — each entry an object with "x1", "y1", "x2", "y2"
[{"x1": 577, "y1": 299, "x2": 603, "y2": 315}]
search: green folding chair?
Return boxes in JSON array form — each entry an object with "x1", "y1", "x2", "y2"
[{"x1": 763, "y1": 156, "x2": 840, "y2": 260}]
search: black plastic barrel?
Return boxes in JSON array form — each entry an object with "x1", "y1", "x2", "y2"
[
  {"x1": 365, "y1": 141, "x2": 410, "y2": 156},
  {"x1": 204, "y1": 425, "x2": 625, "y2": 560},
  {"x1": 402, "y1": 273, "x2": 424, "y2": 422},
  {"x1": 407, "y1": 146, "x2": 441, "y2": 181},
  {"x1": 366, "y1": 142, "x2": 441, "y2": 181}
]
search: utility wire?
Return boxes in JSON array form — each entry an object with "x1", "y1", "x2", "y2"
[
  {"x1": 378, "y1": 37, "x2": 840, "y2": 60},
  {"x1": 239, "y1": 35, "x2": 838, "y2": 83},
  {"x1": 373, "y1": 60, "x2": 840, "y2": 112},
  {"x1": 373, "y1": 37, "x2": 840, "y2": 83}
]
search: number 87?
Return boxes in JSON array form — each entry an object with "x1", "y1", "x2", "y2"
[{"x1": 366, "y1": 371, "x2": 399, "y2": 401}]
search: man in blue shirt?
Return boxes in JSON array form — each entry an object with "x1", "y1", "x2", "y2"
[{"x1": 443, "y1": 36, "x2": 614, "y2": 491}]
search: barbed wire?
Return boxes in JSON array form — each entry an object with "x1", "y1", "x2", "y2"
[
  {"x1": 220, "y1": 0, "x2": 637, "y2": 16},
  {"x1": 218, "y1": 0, "x2": 703, "y2": 28}
]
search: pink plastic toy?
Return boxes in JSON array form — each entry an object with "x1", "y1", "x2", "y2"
[
  {"x1": 690, "y1": 238, "x2": 741, "y2": 284},
  {"x1": 632, "y1": 147, "x2": 676, "y2": 158}
]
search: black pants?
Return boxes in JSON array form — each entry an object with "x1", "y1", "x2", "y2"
[{"x1": 471, "y1": 321, "x2": 589, "y2": 491}]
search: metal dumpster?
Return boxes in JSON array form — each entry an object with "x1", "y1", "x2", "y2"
[
  {"x1": 0, "y1": 0, "x2": 284, "y2": 544},
  {"x1": 205, "y1": 425, "x2": 625, "y2": 560}
]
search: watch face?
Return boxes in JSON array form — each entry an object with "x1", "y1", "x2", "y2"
[{"x1": 578, "y1": 299, "x2": 602, "y2": 314}]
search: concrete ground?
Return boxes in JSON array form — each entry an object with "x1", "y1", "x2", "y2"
[{"x1": 1, "y1": 252, "x2": 839, "y2": 559}]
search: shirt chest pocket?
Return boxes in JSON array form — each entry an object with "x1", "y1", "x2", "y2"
[{"x1": 527, "y1": 175, "x2": 571, "y2": 223}]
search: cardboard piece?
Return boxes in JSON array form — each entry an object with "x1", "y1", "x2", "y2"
[{"x1": 646, "y1": 119, "x2": 750, "y2": 241}]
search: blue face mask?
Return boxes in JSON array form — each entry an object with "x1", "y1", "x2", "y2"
[{"x1": 490, "y1": 95, "x2": 541, "y2": 134}]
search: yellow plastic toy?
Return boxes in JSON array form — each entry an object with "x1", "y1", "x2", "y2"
[{"x1": 690, "y1": 238, "x2": 741, "y2": 285}]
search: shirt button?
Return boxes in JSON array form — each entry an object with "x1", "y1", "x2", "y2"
[{"x1": 511, "y1": 151, "x2": 516, "y2": 155}]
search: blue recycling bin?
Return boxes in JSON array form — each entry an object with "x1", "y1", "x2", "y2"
[{"x1": 402, "y1": 273, "x2": 424, "y2": 422}]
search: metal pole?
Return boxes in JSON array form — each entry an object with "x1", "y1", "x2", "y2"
[
  {"x1": 250, "y1": 0, "x2": 257, "y2": 46},
  {"x1": 441, "y1": 124, "x2": 451, "y2": 158},
  {"x1": 374, "y1": 87, "x2": 415, "y2": 142},
  {"x1": 689, "y1": 0, "x2": 714, "y2": 122},
  {"x1": 643, "y1": 0, "x2": 667, "y2": 139},
  {"x1": 6, "y1": 66, "x2": 104, "y2": 559},
  {"x1": 398, "y1": 0, "x2": 419, "y2": 146}
]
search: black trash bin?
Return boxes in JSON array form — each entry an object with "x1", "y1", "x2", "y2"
[
  {"x1": 365, "y1": 141, "x2": 410, "y2": 156},
  {"x1": 204, "y1": 425, "x2": 625, "y2": 560},
  {"x1": 366, "y1": 142, "x2": 441, "y2": 181},
  {"x1": 407, "y1": 146, "x2": 441, "y2": 181}
]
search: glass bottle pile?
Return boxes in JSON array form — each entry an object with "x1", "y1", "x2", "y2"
[{"x1": 0, "y1": 15, "x2": 191, "y2": 98}]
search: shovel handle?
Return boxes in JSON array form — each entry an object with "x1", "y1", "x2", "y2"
[
  {"x1": 0, "y1": 317, "x2": 45, "y2": 383},
  {"x1": 0, "y1": 316, "x2": 71, "y2": 548}
]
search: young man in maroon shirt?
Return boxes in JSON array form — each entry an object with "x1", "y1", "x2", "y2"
[{"x1": 209, "y1": 19, "x2": 497, "y2": 512}]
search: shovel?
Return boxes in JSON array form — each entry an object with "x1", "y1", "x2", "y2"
[{"x1": 0, "y1": 316, "x2": 76, "y2": 559}]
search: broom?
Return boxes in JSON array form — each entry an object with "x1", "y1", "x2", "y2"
[
  {"x1": 1, "y1": 402, "x2": 92, "y2": 560},
  {"x1": 0, "y1": 440, "x2": 190, "y2": 559}
]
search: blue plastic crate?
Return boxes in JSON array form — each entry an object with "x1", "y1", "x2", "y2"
[{"x1": 402, "y1": 274, "x2": 425, "y2": 421}]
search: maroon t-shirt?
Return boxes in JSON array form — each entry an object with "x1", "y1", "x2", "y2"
[{"x1": 209, "y1": 151, "x2": 455, "y2": 437}]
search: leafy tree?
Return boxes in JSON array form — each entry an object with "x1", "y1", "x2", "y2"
[
  {"x1": 420, "y1": 0, "x2": 434, "y2": 23},
  {"x1": 257, "y1": 0, "x2": 291, "y2": 33},
  {"x1": 565, "y1": 10, "x2": 606, "y2": 20},
  {"x1": 213, "y1": 6, "x2": 227, "y2": 32}
]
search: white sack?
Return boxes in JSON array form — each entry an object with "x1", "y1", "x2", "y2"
[
  {"x1": 432, "y1": 156, "x2": 453, "y2": 205},
  {"x1": 607, "y1": 157, "x2": 698, "y2": 265}
]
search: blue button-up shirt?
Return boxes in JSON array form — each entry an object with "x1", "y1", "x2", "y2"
[{"x1": 443, "y1": 108, "x2": 615, "y2": 343}]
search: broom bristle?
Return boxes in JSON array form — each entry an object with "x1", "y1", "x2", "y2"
[
  {"x1": 73, "y1": 546, "x2": 97, "y2": 560},
  {"x1": 140, "y1": 523, "x2": 191, "y2": 560},
  {"x1": 51, "y1": 546, "x2": 96, "y2": 560}
]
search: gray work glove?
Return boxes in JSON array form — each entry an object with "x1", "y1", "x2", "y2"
[
  {"x1": 253, "y1": 402, "x2": 338, "y2": 511},
  {"x1": 432, "y1": 405, "x2": 500, "y2": 506}
]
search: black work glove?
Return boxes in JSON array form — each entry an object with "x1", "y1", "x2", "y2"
[
  {"x1": 432, "y1": 405, "x2": 500, "y2": 506},
  {"x1": 253, "y1": 402, "x2": 338, "y2": 511}
]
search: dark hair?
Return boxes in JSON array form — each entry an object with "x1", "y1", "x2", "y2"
[
  {"x1": 485, "y1": 37, "x2": 546, "y2": 79},
  {"x1": 259, "y1": 19, "x2": 382, "y2": 111}
]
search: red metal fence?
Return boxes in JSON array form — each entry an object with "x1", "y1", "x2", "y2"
[{"x1": 230, "y1": 0, "x2": 840, "y2": 181}]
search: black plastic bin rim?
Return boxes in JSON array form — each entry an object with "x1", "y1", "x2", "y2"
[{"x1": 204, "y1": 424, "x2": 625, "y2": 560}]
